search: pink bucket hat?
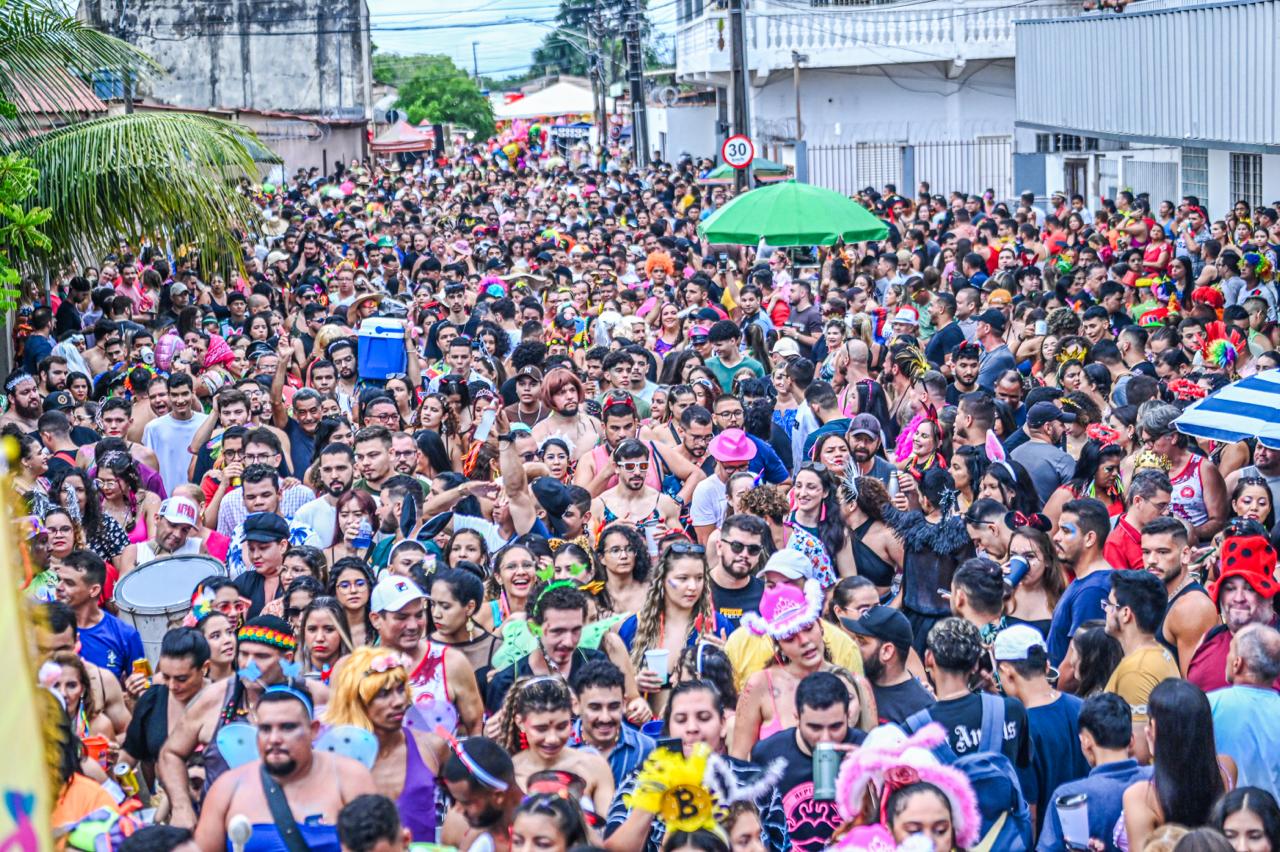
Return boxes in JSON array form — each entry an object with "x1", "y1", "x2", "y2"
[
  {"x1": 708, "y1": 428, "x2": 757, "y2": 464},
  {"x1": 742, "y1": 579, "x2": 823, "y2": 640}
]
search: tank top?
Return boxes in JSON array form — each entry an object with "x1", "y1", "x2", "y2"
[
  {"x1": 588, "y1": 441, "x2": 662, "y2": 491},
  {"x1": 852, "y1": 518, "x2": 896, "y2": 589},
  {"x1": 1156, "y1": 580, "x2": 1209, "y2": 664},
  {"x1": 238, "y1": 823, "x2": 341, "y2": 852},
  {"x1": 408, "y1": 642, "x2": 459, "y2": 734},
  {"x1": 760, "y1": 670, "x2": 786, "y2": 739},
  {"x1": 1170, "y1": 455, "x2": 1209, "y2": 527},
  {"x1": 127, "y1": 510, "x2": 148, "y2": 545},
  {"x1": 397, "y1": 734, "x2": 439, "y2": 842},
  {"x1": 204, "y1": 680, "x2": 247, "y2": 792}
]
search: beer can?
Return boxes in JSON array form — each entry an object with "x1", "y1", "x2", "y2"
[
  {"x1": 113, "y1": 762, "x2": 140, "y2": 797},
  {"x1": 813, "y1": 742, "x2": 839, "y2": 801}
]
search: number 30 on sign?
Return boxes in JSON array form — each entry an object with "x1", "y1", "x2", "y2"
[{"x1": 721, "y1": 135, "x2": 755, "y2": 169}]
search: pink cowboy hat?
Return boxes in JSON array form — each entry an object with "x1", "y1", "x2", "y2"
[{"x1": 708, "y1": 428, "x2": 757, "y2": 464}]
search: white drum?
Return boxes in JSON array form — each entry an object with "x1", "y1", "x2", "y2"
[{"x1": 114, "y1": 554, "x2": 227, "y2": 665}]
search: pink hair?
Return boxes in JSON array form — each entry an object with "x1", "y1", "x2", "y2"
[
  {"x1": 895, "y1": 410, "x2": 928, "y2": 463},
  {"x1": 833, "y1": 723, "x2": 982, "y2": 850}
]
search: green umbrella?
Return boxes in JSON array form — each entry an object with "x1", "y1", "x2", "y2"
[
  {"x1": 700, "y1": 157, "x2": 790, "y2": 184},
  {"x1": 698, "y1": 180, "x2": 889, "y2": 246}
]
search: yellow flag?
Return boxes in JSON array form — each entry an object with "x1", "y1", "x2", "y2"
[{"x1": 0, "y1": 471, "x2": 53, "y2": 852}]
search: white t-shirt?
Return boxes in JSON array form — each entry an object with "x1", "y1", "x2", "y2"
[
  {"x1": 292, "y1": 496, "x2": 337, "y2": 549},
  {"x1": 690, "y1": 474, "x2": 728, "y2": 529},
  {"x1": 142, "y1": 411, "x2": 209, "y2": 495}
]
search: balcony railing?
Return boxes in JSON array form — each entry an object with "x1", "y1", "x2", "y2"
[{"x1": 676, "y1": 0, "x2": 1082, "y2": 79}]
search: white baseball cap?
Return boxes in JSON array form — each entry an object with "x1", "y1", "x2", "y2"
[
  {"x1": 992, "y1": 624, "x2": 1048, "y2": 662},
  {"x1": 158, "y1": 497, "x2": 199, "y2": 527},
  {"x1": 370, "y1": 576, "x2": 425, "y2": 614},
  {"x1": 758, "y1": 548, "x2": 814, "y2": 582}
]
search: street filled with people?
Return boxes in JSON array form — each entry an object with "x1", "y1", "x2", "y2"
[{"x1": 15, "y1": 149, "x2": 1280, "y2": 852}]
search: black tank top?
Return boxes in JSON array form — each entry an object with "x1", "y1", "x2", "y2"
[
  {"x1": 1157, "y1": 580, "x2": 1209, "y2": 663},
  {"x1": 852, "y1": 518, "x2": 897, "y2": 589}
]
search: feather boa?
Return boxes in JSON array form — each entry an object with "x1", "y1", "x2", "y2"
[{"x1": 895, "y1": 410, "x2": 928, "y2": 464}]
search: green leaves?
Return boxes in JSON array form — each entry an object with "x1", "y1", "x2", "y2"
[
  {"x1": 394, "y1": 54, "x2": 495, "y2": 139},
  {"x1": 22, "y1": 112, "x2": 266, "y2": 272},
  {"x1": 0, "y1": 0, "x2": 269, "y2": 281}
]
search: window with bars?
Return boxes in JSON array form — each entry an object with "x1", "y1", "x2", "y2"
[
  {"x1": 1230, "y1": 153, "x2": 1263, "y2": 209},
  {"x1": 1181, "y1": 147, "x2": 1209, "y2": 203}
]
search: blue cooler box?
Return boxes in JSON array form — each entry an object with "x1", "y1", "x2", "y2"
[{"x1": 357, "y1": 318, "x2": 407, "y2": 380}]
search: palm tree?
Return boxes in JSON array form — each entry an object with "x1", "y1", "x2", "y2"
[{"x1": 0, "y1": 0, "x2": 270, "y2": 276}]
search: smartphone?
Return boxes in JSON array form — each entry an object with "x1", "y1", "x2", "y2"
[
  {"x1": 473, "y1": 407, "x2": 498, "y2": 443},
  {"x1": 656, "y1": 736, "x2": 682, "y2": 754}
]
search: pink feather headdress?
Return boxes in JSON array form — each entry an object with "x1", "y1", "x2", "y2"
[{"x1": 832, "y1": 723, "x2": 982, "y2": 850}]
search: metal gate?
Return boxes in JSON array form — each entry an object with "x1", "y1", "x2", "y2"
[
  {"x1": 808, "y1": 138, "x2": 1013, "y2": 199},
  {"x1": 1122, "y1": 160, "x2": 1178, "y2": 205}
]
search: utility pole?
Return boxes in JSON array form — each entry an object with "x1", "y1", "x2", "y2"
[
  {"x1": 728, "y1": 0, "x2": 750, "y2": 191},
  {"x1": 587, "y1": 11, "x2": 607, "y2": 164},
  {"x1": 791, "y1": 50, "x2": 807, "y2": 143},
  {"x1": 471, "y1": 41, "x2": 480, "y2": 80},
  {"x1": 622, "y1": 0, "x2": 649, "y2": 167}
]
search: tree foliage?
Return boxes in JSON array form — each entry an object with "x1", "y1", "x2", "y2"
[
  {"x1": 0, "y1": 0, "x2": 268, "y2": 281},
  {"x1": 394, "y1": 55, "x2": 495, "y2": 139}
]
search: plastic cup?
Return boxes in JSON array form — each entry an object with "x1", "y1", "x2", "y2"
[
  {"x1": 1056, "y1": 793, "x2": 1090, "y2": 849},
  {"x1": 644, "y1": 649, "x2": 670, "y2": 685}
]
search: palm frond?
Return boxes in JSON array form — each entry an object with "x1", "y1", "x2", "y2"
[
  {"x1": 0, "y1": 0, "x2": 159, "y2": 136},
  {"x1": 16, "y1": 111, "x2": 275, "y2": 271}
]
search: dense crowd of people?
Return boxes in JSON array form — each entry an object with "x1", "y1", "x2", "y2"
[{"x1": 13, "y1": 150, "x2": 1280, "y2": 852}]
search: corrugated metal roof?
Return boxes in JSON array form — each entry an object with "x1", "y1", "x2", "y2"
[{"x1": 7, "y1": 68, "x2": 107, "y2": 115}]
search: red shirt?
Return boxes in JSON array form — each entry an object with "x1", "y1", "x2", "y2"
[
  {"x1": 1104, "y1": 517, "x2": 1143, "y2": 571},
  {"x1": 1188, "y1": 623, "x2": 1280, "y2": 694}
]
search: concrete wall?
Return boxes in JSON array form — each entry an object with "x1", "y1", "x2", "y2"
[
  {"x1": 235, "y1": 114, "x2": 366, "y2": 176},
  {"x1": 747, "y1": 61, "x2": 1016, "y2": 147},
  {"x1": 79, "y1": 0, "x2": 372, "y2": 117},
  {"x1": 648, "y1": 105, "x2": 718, "y2": 161}
]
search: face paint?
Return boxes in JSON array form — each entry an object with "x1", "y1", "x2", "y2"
[{"x1": 1060, "y1": 523, "x2": 1079, "y2": 536}]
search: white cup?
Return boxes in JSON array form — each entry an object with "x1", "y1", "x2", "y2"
[
  {"x1": 644, "y1": 649, "x2": 670, "y2": 684},
  {"x1": 1056, "y1": 793, "x2": 1090, "y2": 849}
]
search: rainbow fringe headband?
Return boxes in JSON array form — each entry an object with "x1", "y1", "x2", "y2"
[{"x1": 237, "y1": 625, "x2": 297, "y2": 652}]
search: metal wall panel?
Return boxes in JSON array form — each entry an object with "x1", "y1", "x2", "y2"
[{"x1": 1016, "y1": 0, "x2": 1280, "y2": 149}]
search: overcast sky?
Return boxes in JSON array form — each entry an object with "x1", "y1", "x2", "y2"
[{"x1": 367, "y1": 0, "x2": 676, "y2": 83}]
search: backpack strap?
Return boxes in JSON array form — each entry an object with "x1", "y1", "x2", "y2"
[
  {"x1": 259, "y1": 765, "x2": 311, "y2": 852},
  {"x1": 978, "y1": 692, "x2": 1007, "y2": 755},
  {"x1": 903, "y1": 707, "x2": 934, "y2": 734}
]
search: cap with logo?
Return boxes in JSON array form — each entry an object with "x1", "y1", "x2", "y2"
[
  {"x1": 371, "y1": 576, "x2": 426, "y2": 613},
  {"x1": 43, "y1": 390, "x2": 75, "y2": 412},
  {"x1": 159, "y1": 497, "x2": 200, "y2": 527}
]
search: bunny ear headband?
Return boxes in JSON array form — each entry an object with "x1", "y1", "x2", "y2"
[{"x1": 985, "y1": 430, "x2": 1014, "y2": 479}]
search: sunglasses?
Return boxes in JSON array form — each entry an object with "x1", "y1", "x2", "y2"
[
  {"x1": 667, "y1": 540, "x2": 706, "y2": 556},
  {"x1": 722, "y1": 540, "x2": 763, "y2": 556},
  {"x1": 616, "y1": 460, "x2": 649, "y2": 472}
]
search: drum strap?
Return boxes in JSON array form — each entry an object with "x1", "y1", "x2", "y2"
[{"x1": 260, "y1": 766, "x2": 311, "y2": 852}]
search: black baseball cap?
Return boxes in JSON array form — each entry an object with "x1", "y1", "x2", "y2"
[
  {"x1": 976, "y1": 308, "x2": 1007, "y2": 333},
  {"x1": 43, "y1": 390, "x2": 75, "y2": 412},
  {"x1": 243, "y1": 512, "x2": 290, "y2": 543},
  {"x1": 1026, "y1": 401, "x2": 1077, "y2": 428},
  {"x1": 841, "y1": 605, "x2": 913, "y2": 648},
  {"x1": 530, "y1": 476, "x2": 571, "y2": 536}
]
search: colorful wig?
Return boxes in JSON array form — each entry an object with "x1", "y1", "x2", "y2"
[{"x1": 321, "y1": 646, "x2": 412, "y2": 731}]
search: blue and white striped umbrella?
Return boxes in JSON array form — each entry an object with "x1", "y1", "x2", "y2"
[{"x1": 1174, "y1": 369, "x2": 1280, "y2": 449}]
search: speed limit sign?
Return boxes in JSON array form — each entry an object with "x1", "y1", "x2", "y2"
[{"x1": 721, "y1": 135, "x2": 755, "y2": 170}]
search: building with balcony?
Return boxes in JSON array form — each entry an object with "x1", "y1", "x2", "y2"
[
  {"x1": 675, "y1": 0, "x2": 1079, "y2": 194},
  {"x1": 1014, "y1": 0, "x2": 1280, "y2": 214}
]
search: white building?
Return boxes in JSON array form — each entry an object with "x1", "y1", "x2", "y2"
[
  {"x1": 1015, "y1": 0, "x2": 1280, "y2": 213},
  {"x1": 675, "y1": 0, "x2": 1079, "y2": 195}
]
